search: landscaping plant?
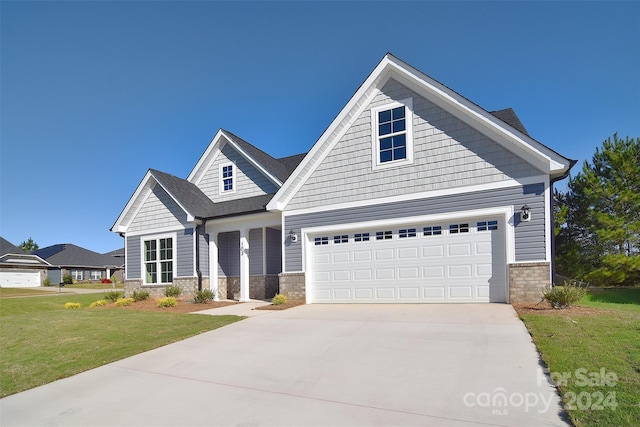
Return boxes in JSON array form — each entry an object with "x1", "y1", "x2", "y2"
[
  {"x1": 132, "y1": 289, "x2": 150, "y2": 301},
  {"x1": 115, "y1": 297, "x2": 134, "y2": 307},
  {"x1": 89, "y1": 300, "x2": 108, "y2": 308},
  {"x1": 103, "y1": 291, "x2": 123, "y2": 302},
  {"x1": 164, "y1": 285, "x2": 182, "y2": 298},
  {"x1": 543, "y1": 281, "x2": 587, "y2": 308},
  {"x1": 193, "y1": 289, "x2": 214, "y2": 303},
  {"x1": 64, "y1": 302, "x2": 81, "y2": 309},
  {"x1": 157, "y1": 297, "x2": 177, "y2": 308},
  {"x1": 272, "y1": 294, "x2": 287, "y2": 305}
]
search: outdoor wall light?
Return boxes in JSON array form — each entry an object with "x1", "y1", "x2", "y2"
[
  {"x1": 289, "y1": 230, "x2": 298, "y2": 243},
  {"x1": 521, "y1": 204, "x2": 531, "y2": 222}
]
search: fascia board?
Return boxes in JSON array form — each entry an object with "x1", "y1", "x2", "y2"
[
  {"x1": 187, "y1": 129, "x2": 225, "y2": 183},
  {"x1": 111, "y1": 170, "x2": 155, "y2": 233},
  {"x1": 221, "y1": 130, "x2": 283, "y2": 187},
  {"x1": 267, "y1": 57, "x2": 393, "y2": 212}
]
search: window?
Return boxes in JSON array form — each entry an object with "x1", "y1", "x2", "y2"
[
  {"x1": 477, "y1": 220, "x2": 498, "y2": 231},
  {"x1": 449, "y1": 223, "x2": 469, "y2": 234},
  {"x1": 334, "y1": 235, "x2": 348, "y2": 244},
  {"x1": 376, "y1": 231, "x2": 393, "y2": 240},
  {"x1": 71, "y1": 270, "x2": 83, "y2": 281},
  {"x1": 144, "y1": 236, "x2": 174, "y2": 284},
  {"x1": 220, "y1": 163, "x2": 235, "y2": 193},
  {"x1": 354, "y1": 233, "x2": 370, "y2": 242},
  {"x1": 314, "y1": 237, "x2": 329, "y2": 246},
  {"x1": 399, "y1": 228, "x2": 417, "y2": 238},
  {"x1": 423, "y1": 226, "x2": 442, "y2": 236},
  {"x1": 372, "y1": 99, "x2": 413, "y2": 169},
  {"x1": 90, "y1": 270, "x2": 103, "y2": 281}
]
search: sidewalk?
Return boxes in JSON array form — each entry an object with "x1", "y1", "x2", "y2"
[{"x1": 191, "y1": 299, "x2": 274, "y2": 317}]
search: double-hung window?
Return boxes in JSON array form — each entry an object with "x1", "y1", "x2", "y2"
[
  {"x1": 372, "y1": 98, "x2": 413, "y2": 169},
  {"x1": 90, "y1": 270, "x2": 102, "y2": 281},
  {"x1": 144, "y1": 236, "x2": 174, "y2": 284},
  {"x1": 220, "y1": 163, "x2": 235, "y2": 194}
]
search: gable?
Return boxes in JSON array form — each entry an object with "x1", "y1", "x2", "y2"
[
  {"x1": 267, "y1": 54, "x2": 573, "y2": 212},
  {"x1": 285, "y1": 79, "x2": 544, "y2": 211},
  {"x1": 196, "y1": 142, "x2": 280, "y2": 202},
  {"x1": 128, "y1": 183, "x2": 190, "y2": 233}
]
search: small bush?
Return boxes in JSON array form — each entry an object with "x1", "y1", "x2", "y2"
[
  {"x1": 64, "y1": 302, "x2": 81, "y2": 309},
  {"x1": 110, "y1": 276, "x2": 118, "y2": 284},
  {"x1": 543, "y1": 281, "x2": 587, "y2": 308},
  {"x1": 132, "y1": 289, "x2": 150, "y2": 301},
  {"x1": 101, "y1": 278, "x2": 112, "y2": 284},
  {"x1": 62, "y1": 274, "x2": 73, "y2": 285},
  {"x1": 272, "y1": 294, "x2": 287, "y2": 305},
  {"x1": 193, "y1": 289, "x2": 215, "y2": 303},
  {"x1": 157, "y1": 297, "x2": 177, "y2": 308},
  {"x1": 115, "y1": 297, "x2": 134, "y2": 307},
  {"x1": 89, "y1": 299, "x2": 108, "y2": 308},
  {"x1": 103, "y1": 291, "x2": 123, "y2": 302},
  {"x1": 42, "y1": 278, "x2": 51, "y2": 286},
  {"x1": 164, "y1": 284, "x2": 182, "y2": 298}
]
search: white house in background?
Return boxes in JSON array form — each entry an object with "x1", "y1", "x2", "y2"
[
  {"x1": 0, "y1": 237, "x2": 50, "y2": 287},
  {"x1": 111, "y1": 53, "x2": 575, "y2": 304}
]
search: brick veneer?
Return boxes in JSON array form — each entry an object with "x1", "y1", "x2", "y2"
[
  {"x1": 279, "y1": 272, "x2": 306, "y2": 302},
  {"x1": 125, "y1": 277, "x2": 210, "y2": 299},
  {"x1": 508, "y1": 262, "x2": 550, "y2": 304}
]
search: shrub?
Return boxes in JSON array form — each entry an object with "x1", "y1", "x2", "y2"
[
  {"x1": 115, "y1": 297, "x2": 134, "y2": 307},
  {"x1": 272, "y1": 294, "x2": 287, "y2": 305},
  {"x1": 89, "y1": 299, "x2": 108, "y2": 308},
  {"x1": 62, "y1": 274, "x2": 73, "y2": 285},
  {"x1": 64, "y1": 302, "x2": 81, "y2": 309},
  {"x1": 132, "y1": 289, "x2": 150, "y2": 301},
  {"x1": 157, "y1": 297, "x2": 177, "y2": 308},
  {"x1": 101, "y1": 278, "x2": 112, "y2": 284},
  {"x1": 164, "y1": 284, "x2": 182, "y2": 298},
  {"x1": 193, "y1": 289, "x2": 214, "y2": 303},
  {"x1": 42, "y1": 278, "x2": 51, "y2": 286},
  {"x1": 110, "y1": 275, "x2": 118, "y2": 284},
  {"x1": 543, "y1": 281, "x2": 587, "y2": 308},
  {"x1": 103, "y1": 291, "x2": 123, "y2": 302}
]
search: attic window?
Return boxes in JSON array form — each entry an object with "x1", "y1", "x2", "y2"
[
  {"x1": 220, "y1": 163, "x2": 235, "y2": 194},
  {"x1": 371, "y1": 98, "x2": 414, "y2": 170}
]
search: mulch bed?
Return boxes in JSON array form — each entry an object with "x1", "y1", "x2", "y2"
[
  {"x1": 254, "y1": 302, "x2": 305, "y2": 311},
  {"x1": 118, "y1": 299, "x2": 238, "y2": 314},
  {"x1": 512, "y1": 300, "x2": 606, "y2": 317}
]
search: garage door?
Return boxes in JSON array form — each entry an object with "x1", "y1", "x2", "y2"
[
  {"x1": 0, "y1": 271, "x2": 41, "y2": 288},
  {"x1": 309, "y1": 217, "x2": 506, "y2": 303}
]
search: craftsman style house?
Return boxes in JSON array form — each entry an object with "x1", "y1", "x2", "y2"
[{"x1": 112, "y1": 54, "x2": 574, "y2": 304}]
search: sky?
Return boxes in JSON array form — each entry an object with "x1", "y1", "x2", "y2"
[{"x1": 1, "y1": 1, "x2": 639, "y2": 254}]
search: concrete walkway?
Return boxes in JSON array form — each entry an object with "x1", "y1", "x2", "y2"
[
  {"x1": 192, "y1": 299, "x2": 273, "y2": 317},
  {"x1": 1, "y1": 304, "x2": 569, "y2": 427}
]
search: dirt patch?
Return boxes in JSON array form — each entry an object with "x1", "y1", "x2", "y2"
[
  {"x1": 513, "y1": 300, "x2": 607, "y2": 317},
  {"x1": 254, "y1": 302, "x2": 305, "y2": 311},
  {"x1": 115, "y1": 299, "x2": 238, "y2": 314}
]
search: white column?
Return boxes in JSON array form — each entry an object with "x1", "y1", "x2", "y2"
[
  {"x1": 209, "y1": 232, "x2": 219, "y2": 301},
  {"x1": 239, "y1": 228, "x2": 250, "y2": 302}
]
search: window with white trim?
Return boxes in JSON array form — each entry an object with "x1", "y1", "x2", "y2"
[
  {"x1": 449, "y1": 223, "x2": 470, "y2": 234},
  {"x1": 71, "y1": 270, "x2": 83, "y2": 281},
  {"x1": 90, "y1": 270, "x2": 103, "y2": 281},
  {"x1": 314, "y1": 237, "x2": 329, "y2": 246},
  {"x1": 334, "y1": 235, "x2": 349, "y2": 244},
  {"x1": 144, "y1": 236, "x2": 174, "y2": 284},
  {"x1": 371, "y1": 98, "x2": 413, "y2": 169},
  {"x1": 219, "y1": 163, "x2": 235, "y2": 193}
]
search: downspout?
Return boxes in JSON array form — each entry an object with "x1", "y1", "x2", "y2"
[{"x1": 549, "y1": 159, "x2": 578, "y2": 286}]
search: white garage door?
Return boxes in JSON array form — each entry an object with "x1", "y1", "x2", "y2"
[
  {"x1": 0, "y1": 271, "x2": 41, "y2": 288},
  {"x1": 309, "y1": 217, "x2": 506, "y2": 303}
]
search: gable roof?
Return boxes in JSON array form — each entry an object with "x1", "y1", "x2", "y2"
[
  {"x1": 0, "y1": 237, "x2": 22, "y2": 256},
  {"x1": 150, "y1": 169, "x2": 217, "y2": 218},
  {"x1": 267, "y1": 53, "x2": 574, "y2": 211},
  {"x1": 33, "y1": 244, "x2": 122, "y2": 268},
  {"x1": 0, "y1": 237, "x2": 50, "y2": 266}
]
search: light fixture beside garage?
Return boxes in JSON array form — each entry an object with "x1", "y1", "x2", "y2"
[
  {"x1": 520, "y1": 204, "x2": 531, "y2": 222},
  {"x1": 289, "y1": 230, "x2": 298, "y2": 243}
]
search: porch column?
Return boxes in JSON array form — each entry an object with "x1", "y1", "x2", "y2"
[
  {"x1": 209, "y1": 233, "x2": 219, "y2": 301},
  {"x1": 239, "y1": 228, "x2": 250, "y2": 302}
]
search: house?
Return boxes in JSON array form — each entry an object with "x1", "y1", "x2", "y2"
[
  {"x1": 32, "y1": 244, "x2": 125, "y2": 284},
  {"x1": 112, "y1": 54, "x2": 574, "y2": 304},
  {"x1": 0, "y1": 237, "x2": 50, "y2": 287}
]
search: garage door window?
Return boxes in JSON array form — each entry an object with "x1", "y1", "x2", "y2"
[
  {"x1": 355, "y1": 233, "x2": 370, "y2": 242},
  {"x1": 399, "y1": 228, "x2": 417, "y2": 238},
  {"x1": 449, "y1": 223, "x2": 469, "y2": 234},
  {"x1": 314, "y1": 237, "x2": 329, "y2": 246},
  {"x1": 376, "y1": 231, "x2": 393, "y2": 240},
  {"x1": 423, "y1": 226, "x2": 442, "y2": 236},
  {"x1": 477, "y1": 220, "x2": 498, "y2": 231},
  {"x1": 333, "y1": 235, "x2": 348, "y2": 244}
]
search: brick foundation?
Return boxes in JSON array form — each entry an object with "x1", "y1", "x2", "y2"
[
  {"x1": 124, "y1": 277, "x2": 210, "y2": 299},
  {"x1": 509, "y1": 262, "x2": 551, "y2": 304},
  {"x1": 220, "y1": 275, "x2": 280, "y2": 300},
  {"x1": 279, "y1": 272, "x2": 306, "y2": 302}
]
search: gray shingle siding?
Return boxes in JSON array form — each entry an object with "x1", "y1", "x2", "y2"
[
  {"x1": 198, "y1": 144, "x2": 280, "y2": 202},
  {"x1": 199, "y1": 231, "x2": 209, "y2": 277},
  {"x1": 129, "y1": 184, "x2": 189, "y2": 232},
  {"x1": 126, "y1": 236, "x2": 141, "y2": 279},
  {"x1": 249, "y1": 228, "x2": 263, "y2": 275},
  {"x1": 287, "y1": 78, "x2": 543, "y2": 211},
  {"x1": 177, "y1": 229, "x2": 194, "y2": 277},
  {"x1": 218, "y1": 231, "x2": 240, "y2": 277},
  {"x1": 284, "y1": 183, "x2": 546, "y2": 272},
  {"x1": 266, "y1": 227, "x2": 282, "y2": 274}
]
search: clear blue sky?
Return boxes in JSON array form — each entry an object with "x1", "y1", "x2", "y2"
[{"x1": 1, "y1": 1, "x2": 638, "y2": 253}]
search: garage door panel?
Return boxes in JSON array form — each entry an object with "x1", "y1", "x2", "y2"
[
  {"x1": 310, "y1": 216, "x2": 506, "y2": 303},
  {"x1": 0, "y1": 271, "x2": 41, "y2": 288}
]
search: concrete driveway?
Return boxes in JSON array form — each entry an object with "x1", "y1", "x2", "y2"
[{"x1": 1, "y1": 304, "x2": 568, "y2": 426}]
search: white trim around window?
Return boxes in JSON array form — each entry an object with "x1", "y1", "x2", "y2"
[
  {"x1": 371, "y1": 98, "x2": 414, "y2": 170},
  {"x1": 219, "y1": 162, "x2": 236, "y2": 194},
  {"x1": 140, "y1": 233, "x2": 177, "y2": 285}
]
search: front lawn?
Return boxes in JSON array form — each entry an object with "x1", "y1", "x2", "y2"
[
  {"x1": 0, "y1": 293, "x2": 243, "y2": 397},
  {"x1": 518, "y1": 288, "x2": 640, "y2": 426},
  {"x1": 0, "y1": 287, "x2": 56, "y2": 298},
  {"x1": 62, "y1": 282, "x2": 125, "y2": 289}
]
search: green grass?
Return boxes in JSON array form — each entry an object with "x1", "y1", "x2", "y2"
[
  {"x1": 519, "y1": 288, "x2": 640, "y2": 426},
  {"x1": 0, "y1": 287, "x2": 57, "y2": 298},
  {"x1": 0, "y1": 293, "x2": 243, "y2": 397}
]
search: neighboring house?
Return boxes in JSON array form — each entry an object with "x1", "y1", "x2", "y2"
[
  {"x1": 0, "y1": 237, "x2": 50, "y2": 287},
  {"x1": 112, "y1": 53, "x2": 575, "y2": 304},
  {"x1": 32, "y1": 244, "x2": 125, "y2": 284}
]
